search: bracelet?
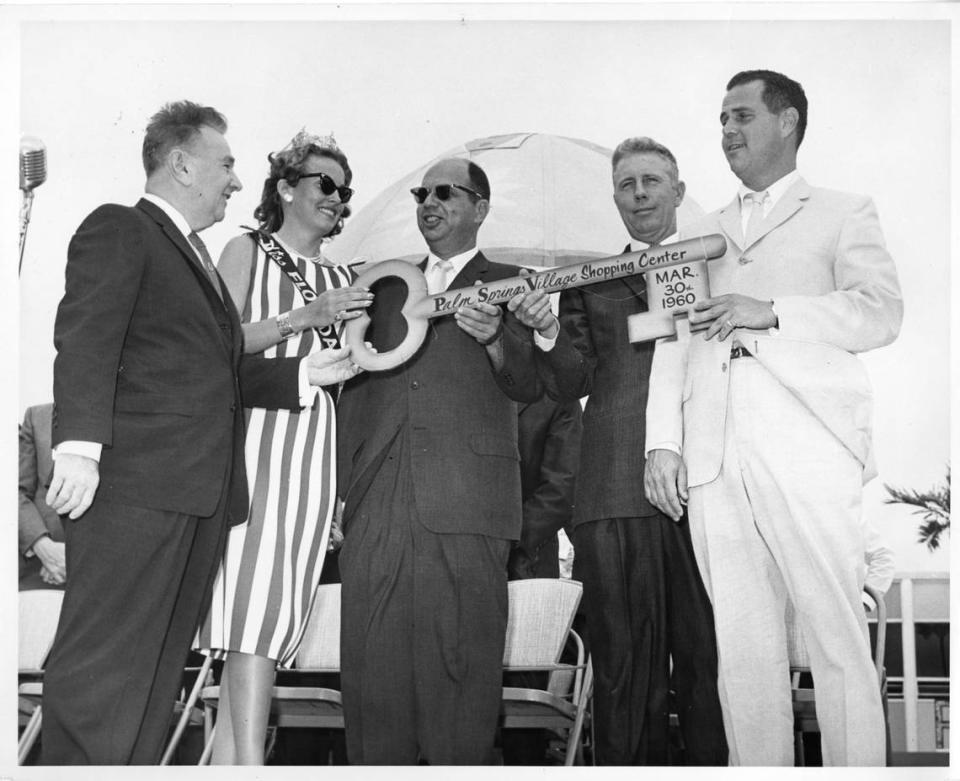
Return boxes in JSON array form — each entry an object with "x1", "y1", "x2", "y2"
[{"x1": 276, "y1": 311, "x2": 295, "y2": 340}]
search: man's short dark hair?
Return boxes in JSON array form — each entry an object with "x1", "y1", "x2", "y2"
[
  {"x1": 727, "y1": 70, "x2": 808, "y2": 148},
  {"x1": 142, "y1": 101, "x2": 228, "y2": 175},
  {"x1": 611, "y1": 137, "x2": 680, "y2": 184},
  {"x1": 466, "y1": 160, "x2": 491, "y2": 202}
]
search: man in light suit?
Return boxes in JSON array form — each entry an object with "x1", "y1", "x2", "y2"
[
  {"x1": 644, "y1": 70, "x2": 902, "y2": 766},
  {"x1": 336, "y1": 158, "x2": 541, "y2": 764},
  {"x1": 510, "y1": 138, "x2": 727, "y2": 765},
  {"x1": 19, "y1": 403, "x2": 65, "y2": 590},
  {"x1": 42, "y1": 101, "x2": 356, "y2": 764}
]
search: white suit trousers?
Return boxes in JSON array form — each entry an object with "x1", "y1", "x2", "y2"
[{"x1": 687, "y1": 356, "x2": 885, "y2": 766}]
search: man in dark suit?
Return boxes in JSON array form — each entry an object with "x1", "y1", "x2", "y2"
[
  {"x1": 336, "y1": 158, "x2": 541, "y2": 764},
  {"x1": 510, "y1": 137, "x2": 727, "y2": 765},
  {"x1": 19, "y1": 403, "x2": 65, "y2": 590},
  {"x1": 41, "y1": 101, "x2": 357, "y2": 765},
  {"x1": 508, "y1": 395, "x2": 582, "y2": 581}
]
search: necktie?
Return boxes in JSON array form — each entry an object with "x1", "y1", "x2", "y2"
[
  {"x1": 188, "y1": 231, "x2": 223, "y2": 299},
  {"x1": 743, "y1": 190, "x2": 769, "y2": 246},
  {"x1": 428, "y1": 259, "x2": 454, "y2": 294}
]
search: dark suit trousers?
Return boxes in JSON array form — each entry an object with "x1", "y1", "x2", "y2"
[
  {"x1": 41, "y1": 496, "x2": 227, "y2": 764},
  {"x1": 573, "y1": 514, "x2": 727, "y2": 765},
  {"x1": 339, "y1": 427, "x2": 510, "y2": 765}
]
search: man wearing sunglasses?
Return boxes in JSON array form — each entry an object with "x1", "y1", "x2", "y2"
[
  {"x1": 336, "y1": 157, "x2": 542, "y2": 764},
  {"x1": 510, "y1": 137, "x2": 727, "y2": 766}
]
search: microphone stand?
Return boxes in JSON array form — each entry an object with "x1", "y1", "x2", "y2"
[{"x1": 19, "y1": 188, "x2": 35, "y2": 276}]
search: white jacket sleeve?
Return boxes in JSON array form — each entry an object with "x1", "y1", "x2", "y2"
[{"x1": 645, "y1": 335, "x2": 687, "y2": 455}]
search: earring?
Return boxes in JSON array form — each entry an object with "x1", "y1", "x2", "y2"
[{"x1": 282, "y1": 194, "x2": 294, "y2": 203}]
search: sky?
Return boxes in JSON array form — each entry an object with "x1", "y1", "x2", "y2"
[{"x1": 2, "y1": 3, "x2": 956, "y2": 776}]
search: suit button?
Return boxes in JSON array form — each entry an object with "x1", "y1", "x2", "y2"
[
  {"x1": 410, "y1": 380, "x2": 420, "y2": 390},
  {"x1": 721, "y1": 362, "x2": 728, "y2": 372},
  {"x1": 230, "y1": 403, "x2": 237, "y2": 412},
  {"x1": 738, "y1": 255, "x2": 752, "y2": 265}
]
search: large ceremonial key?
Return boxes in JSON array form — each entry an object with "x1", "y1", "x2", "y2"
[
  {"x1": 626, "y1": 244, "x2": 721, "y2": 344},
  {"x1": 345, "y1": 234, "x2": 726, "y2": 371}
]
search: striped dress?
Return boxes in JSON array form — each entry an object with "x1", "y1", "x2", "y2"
[{"x1": 195, "y1": 234, "x2": 350, "y2": 667}]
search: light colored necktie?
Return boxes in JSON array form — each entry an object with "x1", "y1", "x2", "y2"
[
  {"x1": 187, "y1": 231, "x2": 223, "y2": 299},
  {"x1": 428, "y1": 259, "x2": 454, "y2": 294},
  {"x1": 743, "y1": 190, "x2": 769, "y2": 246}
]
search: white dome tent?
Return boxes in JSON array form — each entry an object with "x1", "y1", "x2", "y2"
[{"x1": 326, "y1": 132, "x2": 704, "y2": 269}]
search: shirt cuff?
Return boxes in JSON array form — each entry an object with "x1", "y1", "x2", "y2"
[
  {"x1": 26, "y1": 532, "x2": 51, "y2": 557},
  {"x1": 534, "y1": 330, "x2": 557, "y2": 351},
  {"x1": 298, "y1": 357, "x2": 319, "y2": 408},
  {"x1": 770, "y1": 299, "x2": 781, "y2": 332},
  {"x1": 54, "y1": 440, "x2": 103, "y2": 462},
  {"x1": 645, "y1": 441, "x2": 681, "y2": 458}
]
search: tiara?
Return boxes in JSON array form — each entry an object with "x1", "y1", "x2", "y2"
[{"x1": 280, "y1": 128, "x2": 340, "y2": 154}]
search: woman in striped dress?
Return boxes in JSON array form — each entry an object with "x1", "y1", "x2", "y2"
[{"x1": 194, "y1": 130, "x2": 371, "y2": 764}]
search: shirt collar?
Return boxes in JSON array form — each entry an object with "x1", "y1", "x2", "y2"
[
  {"x1": 737, "y1": 169, "x2": 801, "y2": 211},
  {"x1": 628, "y1": 231, "x2": 678, "y2": 253},
  {"x1": 142, "y1": 192, "x2": 194, "y2": 240},
  {"x1": 426, "y1": 245, "x2": 478, "y2": 279}
]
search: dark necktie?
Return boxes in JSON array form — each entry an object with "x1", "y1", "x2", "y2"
[{"x1": 187, "y1": 231, "x2": 223, "y2": 300}]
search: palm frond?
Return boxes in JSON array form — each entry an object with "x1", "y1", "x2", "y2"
[{"x1": 884, "y1": 465, "x2": 951, "y2": 552}]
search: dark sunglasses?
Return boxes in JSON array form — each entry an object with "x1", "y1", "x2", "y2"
[
  {"x1": 298, "y1": 171, "x2": 354, "y2": 203},
  {"x1": 410, "y1": 183, "x2": 485, "y2": 204}
]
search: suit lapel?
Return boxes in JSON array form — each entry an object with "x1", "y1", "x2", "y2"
[
  {"x1": 136, "y1": 199, "x2": 235, "y2": 356},
  {"x1": 136, "y1": 199, "x2": 229, "y2": 313},
  {"x1": 618, "y1": 243, "x2": 646, "y2": 300},
  {"x1": 752, "y1": 178, "x2": 810, "y2": 246},
  {"x1": 720, "y1": 178, "x2": 812, "y2": 251},
  {"x1": 448, "y1": 251, "x2": 489, "y2": 289},
  {"x1": 718, "y1": 196, "x2": 744, "y2": 250}
]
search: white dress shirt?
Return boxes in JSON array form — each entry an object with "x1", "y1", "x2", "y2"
[
  {"x1": 736, "y1": 170, "x2": 800, "y2": 334},
  {"x1": 425, "y1": 245, "x2": 478, "y2": 293},
  {"x1": 737, "y1": 169, "x2": 801, "y2": 235}
]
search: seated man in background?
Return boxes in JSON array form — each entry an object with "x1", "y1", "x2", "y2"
[{"x1": 19, "y1": 403, "x2": 65, "y2": 590}]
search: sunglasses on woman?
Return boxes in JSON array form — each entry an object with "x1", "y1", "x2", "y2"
[
  {"x1": 410, "y1": 183, "x2": 485, "y2": 204},
  {"x1": 298, "y1": 171, "x2": 354, "y2": 203}
]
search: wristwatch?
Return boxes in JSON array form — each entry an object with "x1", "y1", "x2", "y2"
[{"x1": 276, "y1": 311, "x2": 295, "y2": 340}]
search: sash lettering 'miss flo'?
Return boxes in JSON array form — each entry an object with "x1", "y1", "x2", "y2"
[{"x1": 346, "y1": 234, "x2": 727, "y2": 371}]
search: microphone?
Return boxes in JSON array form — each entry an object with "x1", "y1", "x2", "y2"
[{"x1": 20, "y1": 136, "x2": 47, "y2": 192}]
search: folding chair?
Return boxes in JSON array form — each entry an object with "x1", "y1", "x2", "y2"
[
  {"x1": 18, "y1": 589, "x2": 65, "y2": 764},
  {"x1": 197, "y1": 583, "x2": 342, "y2": 764},
  {"x1": 788, "y1": 583, "x2": 888, "y2": 765},
  {"x1": 500, "y1": 578, "x2": 592, "y2": 765},
  {"x1": 159, "y1": 653, "x2": 216, "y2": 764}
]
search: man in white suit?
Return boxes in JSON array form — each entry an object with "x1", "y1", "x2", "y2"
[{"x1": 644, "y1": 69, "x2": 902, "y2": 766}]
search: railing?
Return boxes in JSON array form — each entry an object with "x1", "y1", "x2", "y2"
[{"x1": 878, "y1": 573, "x2": 949, "y2": 754}]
